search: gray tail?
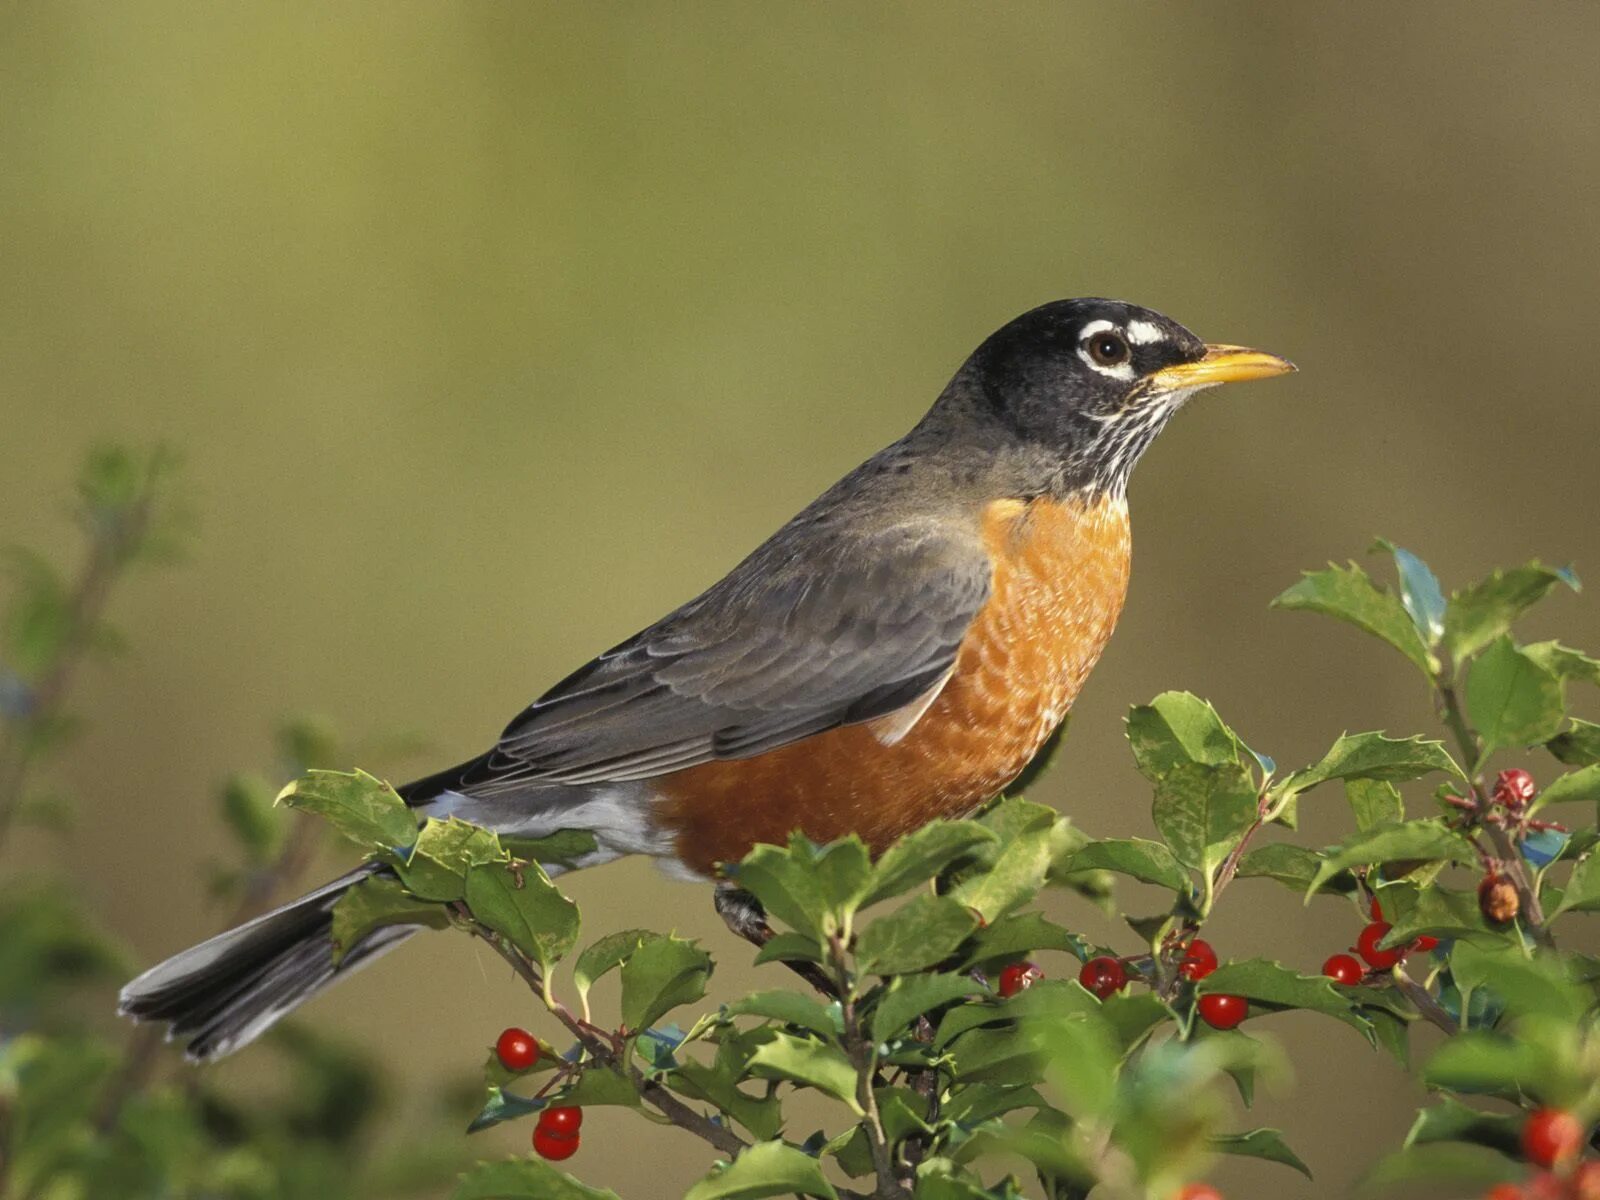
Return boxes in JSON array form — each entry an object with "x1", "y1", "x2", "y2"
[{"x1": 118, "y1": 864, "x2": 415, "y2": 1062}]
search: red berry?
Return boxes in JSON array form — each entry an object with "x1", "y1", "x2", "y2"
[
  {"x1": 539, "y1": 1105, "x2": 583, "y2": 1136},
  {"x1": 1412, "y1": 935, "x2": 1440, "y2": 953},
  {"x1": 999, "y1": 961, "x2": 1044, "y2": 998},
  {"x1": 533, "y1": 1125, "x2": 580, "y2": 1161},
  {"x1": 1197, "y1": 993, "x2": 1247, "y2": 1030},
  {"x1": 1179, "y1": 939, "x2": 1219, "y2": 981},
  {"x1": 1494, "y1": 768, "x2": 1538, "y2": 809},
  {"x1": 1521, "y1": 1107, "x2": 1584, "y2": 1168},
  {"x1": 1483, "y1": 1186, "x2": 1523, "y2": 1200},
  {"x1": 1323, "y1": 953, "x2": 1364, "y2": 986},
  {"x1": 1356, "y1": 922, "x2": 1405, "y2": 970},
  {"x1": 1077, "y1": 956, "x2": 1127, "y2": 1000},
  {"x1": 1176, "y1": 1183, "x2": 1223, "y2": 1200},
  {"x1": 1572, "y1": 1162, "x2": 1600, "y2": 1200},
  {"x1": 1369, "y1": 896, "x2": 1384, "y2": 921},
  {"x1": 495, "y1": 1027, "x2": 539, "y2": 1073}
]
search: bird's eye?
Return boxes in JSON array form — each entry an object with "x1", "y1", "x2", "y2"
[{"x1": 1087, "y1": 331, "x2": 1130, "y2": 367}]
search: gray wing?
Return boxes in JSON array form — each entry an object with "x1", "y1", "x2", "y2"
[{"x1": 464, "y1": 519, "x2": 992, "y2": 791}]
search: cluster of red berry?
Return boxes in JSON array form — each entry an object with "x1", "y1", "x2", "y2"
[
  {"x1": 1320, "y1": 897, "x2": 1438, "y2": 986},
  {"x1": 1059, "y1": 939, "x2": 1246, "y2": 1031},
  {"x1": 1483, "y1": 1108, "x2": 1598, "y2": 1198},
  {"x1": 495, "y1": 1026, "x2": 585, "y2": 1161}
]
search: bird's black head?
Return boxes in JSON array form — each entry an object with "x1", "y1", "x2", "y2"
[{"x1": 941, "y1": 298, "x2": 1293, "y2": 498}]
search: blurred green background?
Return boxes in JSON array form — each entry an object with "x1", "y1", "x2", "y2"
[{"x1": 3, "y1": 3, "x2": 1598, "y2": 1196}]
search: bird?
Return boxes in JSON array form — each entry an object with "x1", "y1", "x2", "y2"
[{"x1": 119, "y1": 297, "x2": 1293, "y2": 1060}]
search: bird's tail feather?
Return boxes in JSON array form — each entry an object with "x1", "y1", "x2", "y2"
[{"x1": 118, "y1": 863, "x2": 414, "y2": 1061}]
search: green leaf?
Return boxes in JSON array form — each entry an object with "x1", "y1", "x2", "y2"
[
  {"x1": 855, "y1": 894, "x2": 978, "y2": 975},
  {"x1": 1279, "y1": 733, "x2": 1460, "y2": 797},
  {"x1": 752, "y1": 931, "x2": 823, "y2": 966},
  {"x1": 1361, "y1": 1144, "x2": 1521, "y2": 1193},
  {"x1": 871, "y1": 972, "x2": 980, "y2": 1044},
  {"x1": 934, "y1": 979, "x2": 1100, "y2": 1048},
  {"x1": 276, "y1": 769, "x2": 417, "y2": 852},
  {"x1": 948, "y1": 1025, "x2": 1047, "y2": 1085},
  {"x1": 1211, "y1": 1128, "x2": 1312, "y2": 1179},
  {"x1": 1524, "y1": 640, "x2": 1600, "y2": 688},
  {"x1": 1032, "y1": 1013, "x2": 1121, "y2": 1118},
  {"x1": 329, "y1": 874, "x2": 451, "y2": 962},
  {"x1": 746, "y1": 1032, "x2": 861, "y2": 1111},
  {"x1": 618, "y1": 934, "x2": 712, "y2": 1031},
  {"x1": 1423, "y1": 1032, "x2": 1560, "y2": 1098},
  {"x1": 1553, "y1": 853, "x2": 1600, "y2": 918},
  {"x1": 683, "y1": 1140, "x2": 839, "y2": 1200},
  {"x1": 1467, "y1": 637, "x2": 1565, "y2": 756},
  {"x1": 219, "y1": 773, "x2": 285, "y2": 865},
  {"x1": 466, "y1": 1086, "x2": 546, "y2": 1133},
  {"x1": 1371, "y1": 540, "x2": 1446, "y2": 646},
  {"x1": 725, "y1": 991, "x2": 843, "y2": 1038},
  {"x1": 1059, "y1": 837, "x2": 1189, "y2": 892},
  {"x1": 464, "y1": 860, "x2": 580, "y2": 974},
  {"x1": 1443, "y1": 562, "x2": 1580, "y2": 663},
  {"x1": 1271, "y1": 562, "x2": 1434, "y2": 673},
  {"x1": 1446, "y1": 941, "x2": 1587, "y2": 1023},
  {"x1": 1151, "y1": 760, "x2": 1258, "y2": 877},
  {"x1": 947, "y1": 827, "x2": 1054, "y2": 922},
  {"x1": 1379, "y1": 882, "x2": 1497, "y2": 945},
  {"x1": 1125, "y1": 691, "x2": 1242, "y2": 781},
  {"x1": 398, "y1": 818, "x2": 510, "y2": 902},
  {"x1": 572, "y1": 929, "x2": 654, "y2": 1011},
  {"x1": 668, "y1": 1059, "x2": 784, "y2": 1141},
  {"x1": 1533, "y1": 763, "x2": 1600, "y2": 809},
  {"x1": 500, "y1": 829, "x2": 600, "y2": 872},
  {"x1": 452, "y1": 1157, "x2": 621, "y2": 1199},
  {"x1": 1198, "y1": 959, "x2": 1370, "y2": 1034},
  {"x1": 734, "y1": 837, "x2": 833, "y2": 940},
  {"x1": 1307, "y1": 820, "x2": 1477, "y2": 898},
  {"x1": 810, "y1": 837, "x2": 873, "y2": 916},
  {"x1": 861, "y1": 822, "x2": 996, "y2": 906},
  {"x1": 1236, "y1": 843, "x2": 1355, "y2": 895},
  {"x1": 1549, "y1": 718, "x2": 1600, "y2": 765},
  {"x1": 1405, "y1": 1095, "x2": 1520, "y2": 1154},
  {"x1": 956, "y1": 911, "x2": 1091, "y2": 969},
  {"x1": 1346, "y1": 779, "x2": 1404, "y2": 831},
  {"x1": 557, "y1": 1065, "x2": 641, "y2": 1109}
]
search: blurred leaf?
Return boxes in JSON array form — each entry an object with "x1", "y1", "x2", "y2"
[
  {"x1": 1211, "y1": 1128, "x2": 1311, "y2": 1178},
  {"x1": 618, "y1": 934, "x2": 711, "y2": 1031},
  {"x1": 0, "y1": 546, "x2": 71, "y2": 675},
  {"x1": 1010, "y1": 720, "x2": 1067, "y2": 795},
  {"x1": 1371, "y1": 540, "x2": 1446, "y2": 646},
  {"x1": 1307, "y1": 821, "x2": 1476, "y2": 898},
  {"x1": 464, "y1": 860, "x2": 579, "y2": 974},
  {"x1": 862, "y1": 821, "x2": 996, "y2": 907},
  {"x1": 276, "y1": 768, "x2": 417, "y2": 853},
  {"x1": 1423, "y1": 1032, "x2": 1560, "y2": 1098},
  {"x1": 934, "y1": 979, "x2": 1099, "y2": 1049},
  {"x1": 1272, "y1": 562, "x2": 1434, "y2": 673},
  {"x1": 1523, "y1": 640, "x2": 1600, "y2": 688},
  {"x1": 1059, "y1": 837, "x2": 1188, "y2": 891},
  {"x1": 1443, "y1": 562, "x2": 1581, "y2": 663},
  {"x1": 329, "y1": 874, "x2": 450, "y2": 962},
  {"x1": 683, "y1": 1139, "x2": 839, "y2": 1200},
  {"x1": 276, "y1": 714, "x2": 343, "y2": 773},
  {"x1": 1033, "y1": 1012, "x2": 1120, "y2": 1118},
  {"x1": 1466, "y1": 637, "x2": 1565, "y2": 756},
  {"x1": 1405, "y1": 1095, "x2": 1520, "y2": 1154},
  {"x1": 3, "y1": 1033, "x2": 117, "y2": 1195},
  {"x1": 1125, "y1": 692, "x2": 1242, "y2": 781},
  {"x1": 0, "y1": 883, "x2": 128, "y2": 1010},
  {"x1": 855, "y1": 894, "x2": 977, "y2": 975},
  {"x1": 219, "y1": 773, "x2": 285, "y2": 865},
  {"x1": 1360, "y1": 1144, "x2": 1521, "y2": 1193},
  {"x1": 452, "y1": 1157, "x2": 621, "y2": 1199},
  {"x1": 1346, "y1": 779, "x2": 1405, "y2": 830},
  {"x1": 726, "y1": 990, "x2": 843, "y2": 1039},
  {"x1": 1548, "y1": 718, "x2": 1600, "y2": 765},
  {"x1": 1552, "y1": 852, "x2": 1600, "y2": 918},
  {"x1": 1446, "y1": 942, "x2": 1586, "y2": 1022},
  {"x1": 870, "y1": 973, "x2": 978, "y2": 1044},
  {"x1": 1279, "y1": 733, "x2": 1460, "y2": 797},
  {"x1": 747, "y1": 1032, "x2": 860, "y2": 1110},
  {"x1": 1151, "y1": 761, "x2": 1258, "y2": 877}
]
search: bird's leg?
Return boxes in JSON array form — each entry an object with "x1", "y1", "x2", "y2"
[{"x1": 713, "y1": 882, "x2": 839, "y2": 998}]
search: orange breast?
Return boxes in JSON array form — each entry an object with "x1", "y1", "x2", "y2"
[{"x1": 652, "y1": 494, "x2": 1132, "y2": 875}]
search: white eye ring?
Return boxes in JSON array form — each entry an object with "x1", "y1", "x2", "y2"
[{"x1": 1077, "y1": 320, "x2": 1136, "y2": 380}]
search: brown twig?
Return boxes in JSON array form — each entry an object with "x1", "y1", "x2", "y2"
[{"x1": 1393, "y1": 968, "x2": 1458, "y2": 1035}]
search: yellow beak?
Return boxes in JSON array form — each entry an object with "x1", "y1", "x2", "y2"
[{"x1": 1148, "y1": 344, "x2": 1296, "y2": 391}]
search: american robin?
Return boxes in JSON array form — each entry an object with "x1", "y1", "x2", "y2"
[{"x1": 120, "y1": 297, "x2": 1292, "y2": 1059}]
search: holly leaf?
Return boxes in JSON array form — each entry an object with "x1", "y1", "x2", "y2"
[
  {"x1": 1346, "y1": 779, "x2": 1404, "y2": 831},
  {"x1": 1125, "y1": 692, "x2": 1243, "y2": 781},
  {"x1": 1467, "y1": 637, "x2": 1565, "y2": 757},
  {"x1": 1444, "y1": 562, "x2": 1580, "y2": 663},
  {"x1": 618, "y1": 934, "x2": 711, "y2": 1032},
  {"x1": 572, "y1": 929, "x2": 655, "y2": 1011},
  {"x1": 725, "y1": 991, "x2": 843, "y2": 1039},
  {"x1": 947, "y1": 827, "x2": 1054, "y2": 922},
  {"x1": 329, "y1": 874, "x2": 450, "y2": 962},
  {"x1": 1523, "y1": 641, "x2": 1600, "y2": 688},
  {"x1": 1549, "y1": 719, "x2": 1600, "y2": 766},
  {"x1": 465, "y1": 1086, "x2": 546, "y2": 1134},
  {"x1": 276, "y1": 769, "x2": 417, "y2": 853},
  {"x1": 1058, "y1": 837, "x2": 1189, "y2": 892},
  {"x1": 733, "y1": 837, "x2": 834, "y2": 940},
  {"x1": 1198, "y1": 959, "x2": 1370, "y2": 1034},
  {"x1": 871, "y1": 972, "x2": 980, "y2": 1044},
  {"x1": 1211, "y1": 1128, "x2": 1312, "y2": 1179},
  {"x1": 1307, "y1": 821, "x2": 1477, "y2": 898},
  {"x1": 1151, "y1": 761, "x2": 1258, "y2": 878},
  {"x1": 956, "y1": 911, "x2": 1091, "y2": 969},
  {"x1": 1406, "y1": 1096, "x2": 1521, "y2": 1155},
  {"x1": 1278, "y1": 733, "x2": 1460, "y2": 797},
  {"x1": 464, "y1": 860, "x2": 579, "y2": 974},
  {"x1": 683, "y1": 1140, "x2": 839, "y2": 1200},
  {"x1": 747, "y1": 1033, "x2": 861, "y2": 1111},
  {"x1": 1236, "y1": 844, "x2": 1355, "y2": 895},
  {"x1": 1371, "y1": 540, "x2": 1446, "y2": 646},
  {"x1": 854, "y1": 894, "x2": 978, "y2": 975},
  {"x1": 397, "y1": 818, "x2": 509, "y2": 902},
  {"x1": 500, "y1": 829, "x2": 600, "y2": 872},
  {"x1": 1271, "y1": 562, "x2": 1434, "y2": 673},
  {"x1": 1533, "y1": 764, "x2": 1600, "y2": 810},
  {"x1": 861, "y1": 822, "x2": 996, "y2": 906},
  {"x1": 1361, "y1": 1144, "x2": 1522, "y2": 1193},
  {"x1": 1552, "y1": 853, "x2": 1600, "y2": 919}
]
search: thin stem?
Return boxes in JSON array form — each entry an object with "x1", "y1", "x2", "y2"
[{"x1": 1394, "y1": 968, "x2": 1458, "y2": 1035}]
